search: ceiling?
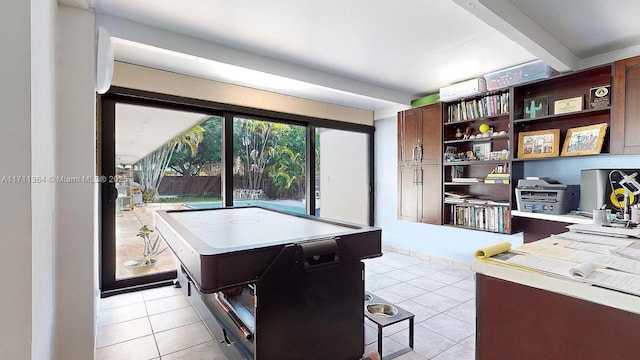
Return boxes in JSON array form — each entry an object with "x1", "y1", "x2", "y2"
[
  {"x1": 115, "y1": 104, "x2": 208, "y2": 165},
  {"x1": 79, "y1": 0, "x2": 640, "y2": 161}
]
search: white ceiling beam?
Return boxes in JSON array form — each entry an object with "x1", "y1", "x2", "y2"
[{"x1": 453, "y1": 0, "x2": 581, "y2": 72}]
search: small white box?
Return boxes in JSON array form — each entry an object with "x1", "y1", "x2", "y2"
[{"x1": 439, "y1": 78, "x2": 487, "y2": 102}]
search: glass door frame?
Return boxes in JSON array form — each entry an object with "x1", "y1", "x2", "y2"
[{"x1": 99, "y1": 87, "x2": 375, "y2": 295}]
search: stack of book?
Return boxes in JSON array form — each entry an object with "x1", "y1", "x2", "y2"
[
  {"x1": 484, "y1": 173, "x2": 510, "y2": 184},
  {"x1": 451, "y1": 177, "x2": 483, "y2": 183}
]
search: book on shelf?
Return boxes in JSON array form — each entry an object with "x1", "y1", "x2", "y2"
[
  {"x1": 450, "y1": 203, "x2": 510, "y2": 232},
  {"x1": 485, "y1": 173, "x2": 510, "y2": 178},
  {"x1": 444, "y1": 191, "x2": 472, "y2": 198},
  {"x1": 451, "y1": 177, "x2": 483, "y2": 183},
  {"x1": 484, "y1": 179, "x2": 510, "y2": 184},
  {"x1": 445, "y1": 92, "x2": 510, "y2": 123}
]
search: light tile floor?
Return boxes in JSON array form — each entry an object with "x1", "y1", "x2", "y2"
[{"x1": 96, "y1": 251, "x2": 475, "y2": 360}]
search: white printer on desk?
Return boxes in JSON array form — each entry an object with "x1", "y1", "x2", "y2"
[{"x1": 516, "y1": 177, "x2": 580, "y2": 215}]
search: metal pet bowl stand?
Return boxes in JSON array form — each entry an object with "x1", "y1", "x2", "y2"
[{"x1": 364, "y1": 292, "x2": 415, "y2": 359}]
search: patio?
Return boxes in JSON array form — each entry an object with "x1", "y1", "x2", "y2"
[{"x1": 115, "y1": 203, "x2": 188, "y2": 280}]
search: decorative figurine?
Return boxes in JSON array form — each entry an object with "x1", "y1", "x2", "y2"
[
  {"x1": 466, "y1": 150, "x2": 476, "y2": 161},
  {"x1": 463, "y1": 127, "x2": 471, "y2": 139},
  {"x1": 455, "y1": 128, "x2": 463, "y2": 139},
  {"x1": 525, "y1": 99, "x2": 543, "y2": 118}
]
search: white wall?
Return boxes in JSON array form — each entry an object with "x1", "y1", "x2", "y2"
[
  {"x1": 319, "y1": 129, "x2": 369, "y2": 225},
  {"x1": 375, "y1": 116, "x2": 523, "y2": 265},
  {"x1": 0, "y1": 1, "x2": 33, "y2": 358},
  {"x1": 55, "y1": 5, "x2": 98, "y2": 359},
  {"x1": 31, "y1": 0, "x2": 57, "y2": 358}
]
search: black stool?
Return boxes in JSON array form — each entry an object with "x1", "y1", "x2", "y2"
[{"x1": 364, "y1": 292, "x2": 414, "y2": 360}]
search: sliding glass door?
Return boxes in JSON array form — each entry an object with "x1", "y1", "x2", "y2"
[
  {"x1": 99, "y1": 89, "x2": 373, "y2": 294},
  {"x1": 100, "y1": 98, "x2": 222, "y2": 293}
]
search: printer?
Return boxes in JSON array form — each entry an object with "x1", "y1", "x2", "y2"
[{"x1": 516, "y1": 178, "x2": 580, "y2": 215}]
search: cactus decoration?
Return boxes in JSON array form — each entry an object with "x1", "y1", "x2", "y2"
[
  {"x1": 523, "y1": 96, "x2": 548, "y2": 119},
  {"x1": 525, "y1": 100, "x2": 542, "y2": 118}
]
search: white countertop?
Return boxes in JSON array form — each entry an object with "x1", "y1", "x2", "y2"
[
  {"x1": 512, "y1": 210, "x2": 592, "y2": 224},
  {"x1": 473, "y1": 259, "x2": 640, "y2": 315}
]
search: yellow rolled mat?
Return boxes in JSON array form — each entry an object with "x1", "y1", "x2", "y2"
[{"x1": 474, "y1": 241, "x2": 512, "y2": 259}]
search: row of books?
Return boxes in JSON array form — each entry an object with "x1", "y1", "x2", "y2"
[
  {"x1": 446, "y1": 93, "x2": 510, "y2": 122},
  {"x1": 449, "y1": 204, "x2": 511, "y2": 233}
]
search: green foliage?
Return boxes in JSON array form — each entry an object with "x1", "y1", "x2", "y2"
[
  {"x1": 169, "y1": 116, "x2": 222, "y2": 176},
  {"x1": 233, "y1": 118, "x2": 308, "y2": 199},
  {"x1": 149, "y1": 115, "x2": 312, "y2": 201},
  {"x1": 136, "y1": 224, "x2": 166, "y2": 264}
]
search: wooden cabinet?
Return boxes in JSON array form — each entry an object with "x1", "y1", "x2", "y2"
[
  {"x1": 398, "y1": 56, "x2": 640, "y2": 233},
  {"x1": 397, "y1": 103, "x2": 442, "y2": 224},
  {"x1": 512, "y1": 64, "x2": 613, "y2": 158},
  {"x1": 476, "y1": 273, "x2": 640, "y2": 360},
  {"x1": 441, "y1": 90, "x2": 520, "y2": 233},
  {"x1": 612, "y1": 55, "x2": 640, "y2": 154}
]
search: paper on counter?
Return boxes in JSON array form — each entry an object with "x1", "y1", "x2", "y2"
[
  {"x1": 593, "y1": 255, "x2": 640, "y2": 274},
  {"x1": 570, "y1": 262, "x2": 597, "y2": 278},
  {"x1": 553, "y1": 231, "x2": 634, "y2": 247},
  {"x1": 517, "y1": 240, "x2": 600, "y2": 263},
  {"x1": 564, "y1": 241, "x2": 614, "y2": 255},
  {"x1": 474, "y1": 242, "x2": 511, "y2": 259},
  {"x1": 579, "y1": 268, "x2": 640, "y2": 297},
  {"x1": 567, "y1": 224, "x2": 640, "y2": 238},
  {"x1": 503, "y1": 253, "x2": 577, "y2": 278},
  {"x1": 610, "y1": 246, "x2": 640, "y2": 260}
]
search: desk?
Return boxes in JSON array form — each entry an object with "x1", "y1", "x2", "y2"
[
  {"x1": 473, "y1": 258, "x2": 640, "y2": 360},
  {"x1": 156, "y1": 207, "x2": 382, "y2": 360}
]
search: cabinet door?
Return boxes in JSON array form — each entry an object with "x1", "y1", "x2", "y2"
[
  {"x1": 420, "y1": 103, "x2": 443, "y2": 164},
  {"x1": 397, "y1": 109, "x2": 419, "y2": 164},
  {"x1": 612, "y1": 56, "x2": 640, "y2": 154},
  {"x1": 397, "y1": 166, "x2": 419, "y2": 221},
  {"x1": 420, "y1": 164, "x2": 442, "y2": 224}
]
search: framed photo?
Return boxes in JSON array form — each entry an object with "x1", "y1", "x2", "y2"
[
  {"x1": 553, "y1": 96, "x2": 583, "y2": 114},
  {"x1": 523, "y1": 96, "x2": 549, "y2": 119},
  {"x1": 589, "y1": 85, "x2": 611, "y2": 109},
  {"x1": 473, "y1": 143, "x2": 491, "y2": 161},
  {"x1": 444, "y1": 145, "x2": 458, "y2": 161},
  {"x1": 561, "y1": 123, "x2": 608, "y2": 156},
  {"x1": 517, "y1": 129, "x2": 560, "y2": 159}
]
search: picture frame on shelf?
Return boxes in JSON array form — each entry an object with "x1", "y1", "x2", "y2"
[
  {"x1": 560, "y1": 123, "x2": 608, "y2": 157},
  {"x1": 588, "y1": 85, "x2": 611, "y2": 109},
  {"x1": 523, "y1": 96, "x2": 549, "y2": 119},
  {"x1": 473, "y1": 143, "x2": 491, "y2": 160},
  {"x1": 517, "y1": 129, "x2": 560, "y2": 159},
  {"x1": 444, "y1": 145, "x2": 458, "y2": 162},
  {"x1": 553, "y1": 96, "x2": 583, "y2": 114}
]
